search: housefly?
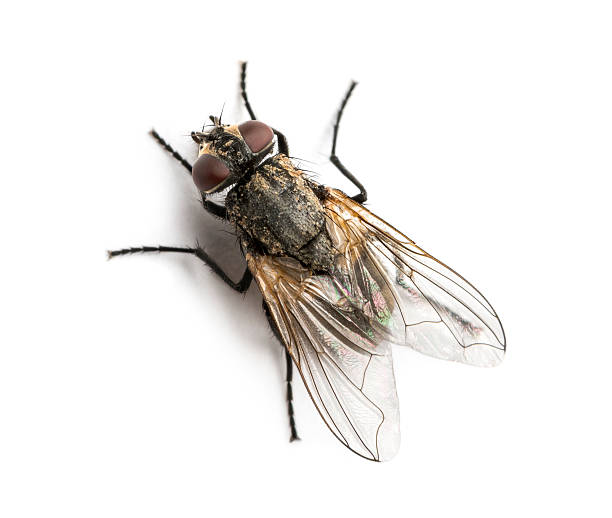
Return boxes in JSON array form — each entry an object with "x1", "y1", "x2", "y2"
[{"x1": 108, "y1": 63, "x2": 506, "y2": 461}]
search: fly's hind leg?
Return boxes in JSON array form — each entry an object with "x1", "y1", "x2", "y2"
[
  {"x1": 107, "y1": 246, "x2": 252, "y2": 293},
  {"x1": 239, "y1": 62, "x2": 289, "y2": 155},
  {"x1": 330, "y1": 82, "x2": 368, "y2": 203},
  {"x1": 263, "y1": 301, "x2": 300, "y2": 442}
]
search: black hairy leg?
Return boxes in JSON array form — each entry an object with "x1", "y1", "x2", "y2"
[
  {"x1": 149, "y1": 129, "x2": 192, "y2": 173},
  {"x1": 273, "y1": 129, "x2": 289, "y2": 155},
  {"x1": 239, "y1": 62, "x2": 289, "y2": 156},
  {"x1": 107, "y1": 245, "x2": 252, "y2": 293},
  {"x1": 263, "y1": 301, "x2": 300, "y2": 442},
  {"x1": 330, "y1": 82, "x2": 368, "y2": 203},
  {"x1": 149, "y1": 129, "x2": 227, "y2": 218},
  {"x1": 240, "y1": 62, "x2": 257, "y2": 121}
]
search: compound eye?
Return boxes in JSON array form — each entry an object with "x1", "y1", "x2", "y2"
[
  {"x1": 238, "y1": 120, "x2": 274, "y2": 153},
  {"x1": 192, "y1": 154, "x2": 230, "y2": 192}
]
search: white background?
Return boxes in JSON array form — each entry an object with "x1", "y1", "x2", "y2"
[{"x1": 1, "y1": 1, "x2": 611, "y2": 517}]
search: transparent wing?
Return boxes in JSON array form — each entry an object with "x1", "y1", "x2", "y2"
[
  {"x1": 324, "y1": 189, "x2": 506, "y2": 367},
  {"x1": 247, "y1": 186, "x2": 505, "y2": 461},
  {"x1": 248, "y1": 253, "x2": 400, "y2": 462}
]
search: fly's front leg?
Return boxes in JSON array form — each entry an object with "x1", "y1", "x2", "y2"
[
  {"x1": 240, "y1": 62, "x2": 258, "y2": 121},
  {"x1": 330, "y1": 82, "x2": 368, "y2": 203},
  {"x1": 200, "y1": 193, "x2": 227, "y2": 219},
  {"x1": 107, "y1": 246, "x2": 252, "y2": 293},
  {"x1": 149, "y1": 129, "x2": 227, "y2": 219},
  {"x1": 239, "y1": 62, "x2": 289, "y2": 156},
  {"x1": 149, "y1": 129, "x2": 193, "y2": 173},
  {"x1": 273, "y1": 129, "x2": 289, "y2": 155}
]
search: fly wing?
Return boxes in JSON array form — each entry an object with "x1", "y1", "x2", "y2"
[
  {"x1": 323, "y1": 188, "x2": 506, "y2": 367},
  {"x1": 248, "y1": 252, "x2": 401, "y2": 462},
  {"x1": 247, "y1": 186, "x2": 504, "y2": 461}
]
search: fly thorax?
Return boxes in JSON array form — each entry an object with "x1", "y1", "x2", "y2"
[{"x1": 226, "y1": 155, "x2": 335, "y2": 271}]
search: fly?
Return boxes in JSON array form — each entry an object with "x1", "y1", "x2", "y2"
[{"x1": 108, "y1": 62, "x2": 506, "y2": 461}]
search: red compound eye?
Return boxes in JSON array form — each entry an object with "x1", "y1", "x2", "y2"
[
  {"x1": 192, "y1": 154, "x2": 230, "y2": 192},
  {"x1": 238, "y1": 120, "x2": 274, "y2": 153}
]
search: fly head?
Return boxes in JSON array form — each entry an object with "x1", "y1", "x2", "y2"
[{"x1": 191, "y1": 117, "x2": 274, "y2": 193}]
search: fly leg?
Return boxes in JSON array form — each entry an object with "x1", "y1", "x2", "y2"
[
  {"x1": 330, "y1": 82, "x2": 368, "y2": 203},
  {"x1": 107, "y1": 246, "x2": 252, "y2": 293},
  {"x1": 239, "y1": 62, "x2": 289, "y2": 155},
  {"x1": 149, "y1": 129, "x2": 192, "y2": 173},
  {"x1": 149, "y1": 129, "x2": 227, "y2": 219},
  {"x1": 263, "y1": 301, "x2": 300, "y2": 442},
  {"x1": 284, "y1": 348, "x2": 300, "y2": 442},
  {"x1": 273, "y1": 129, "x2": 289, "y2": 156},
  {"x1": 239, "y1": 61, "x2": 258, "y2": 121}
]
